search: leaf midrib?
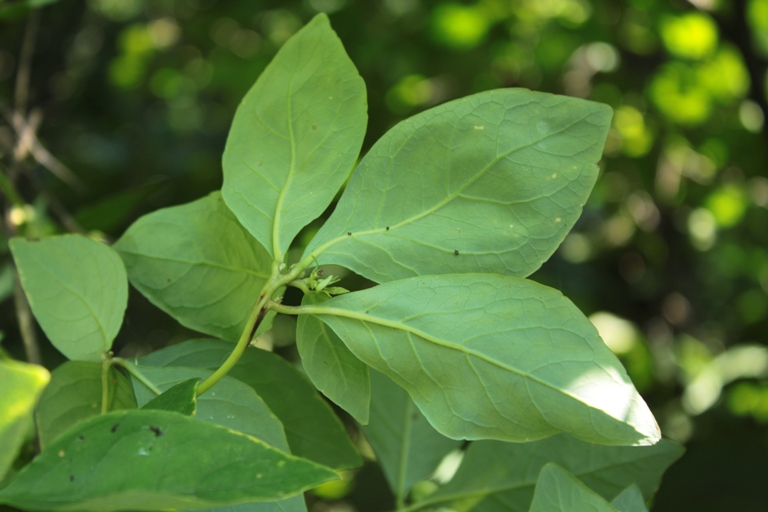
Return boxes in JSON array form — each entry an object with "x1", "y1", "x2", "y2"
[{"x1": 117, "y1": 251, "x2": 270, "y2": 280}]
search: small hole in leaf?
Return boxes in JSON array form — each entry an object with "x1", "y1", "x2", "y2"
[{"x1": 150, "y1": 426, "x2": 163, "y2": 437}]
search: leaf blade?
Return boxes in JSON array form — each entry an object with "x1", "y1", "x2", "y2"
[
  {"x1": 529, "y1": 464, "x2": 618, "y2": 512},
  {"x1": 11, "y1": 235, "x2": 128, "y2": 361},
  {"x1": 139, "y1": 339, "x2": 362, "y2": 470},
  {"x1": 362, "y1": 370, "x2": 460, "y2": 502},
  {"x1": 611, "y1": 485, "x2": 649, "y2": 512},
  {"x1": 304, "y1": 89, "x2": 611, "y2": 283},
  {"x1": 114, "y1": 192, "x2": 274, "y2": 342},
  {"x1": 222, "y1": 13, "x2": 367, "y2": 260},
  {"x1": 306, "y1": 274, "x2": 659, "y2": 446},
  {"x1": 0, "y1": 410, "x2": 337, "y2": 511},
  {"x1": 425, "y1": 435, "x2": 683, "y2": 512},
  {"x1": 140, "y1": 378, "x2": 199, "y2": 416},
  {"x1": 0, "y1": 359, "x2": 50, "y2": 481},
  {"x1": 297, "y1": 292, "x2": 371, "y2": 424},
  {"x1": 36, "y1": 361, "x2": 136, "y2": 449}
]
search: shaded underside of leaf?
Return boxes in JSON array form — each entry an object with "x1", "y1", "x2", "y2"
[
  {"x1": 297, "y1": 292, "x2": 371, "y2": 424},
  {"x1": 0, "y1": 359, "x2": 50, "y2": 481},
  {"x1": 114, "y1": 192, "x2": 274, "y2": 342},
  {"x1": 305, "y1": 89, "x2": 611, "y2": 283},
  {"x1": 308, "y1": 273, "x2": 659, "y2": 446},
  {"x1": 139, "y1": 339, "x2": 362, "y2": 470},
  {"x1": 36, "y1": 361, "x2": 137, "y2": 449},
  {"x1": 10, "y1": 235, "x2": 128, "y2": 361},
  {"x1": 362, "y1": 370, "x2": 460, "y2": 502},
  {"x1": 425, "y1": 435, "x2": 683, "y2": 512},
  {"x1": 529, "y1": 463, "x2": 618, "y2": 512},
  {"x1": 222, "y1": 12, "x2": 367, "y2": 260},
  {"x1": 0, "y1": 410, "x2": 338, "y2": 511}
]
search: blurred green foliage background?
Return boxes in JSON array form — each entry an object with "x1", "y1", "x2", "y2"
[{"x1": 1, "y1": 0, "x2": 768, "y2": 510}]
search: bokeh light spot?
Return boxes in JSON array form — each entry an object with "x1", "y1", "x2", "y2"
[{"x1": 660, "y1": 12, "x2": 718, "y2": 60}]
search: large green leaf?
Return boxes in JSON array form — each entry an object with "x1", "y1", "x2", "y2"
[
  {"x1": 36, "y1": 361, "x2": 137, "y2": 449},
  {"x1": 140, "y1": 378, "x2": 199, "y2": 416},
  {"x1": 297, "y1": 292, "x2": 370, "y2": 424},
  {"x1": 362, "y1": 371, "x2": 460, "y2": 503},
  {"x1": 303, "y1": 273, "x2": 659, "y2": 445},
  {"x1": 131, "y1": 366, "x2": 289, "y2": 451},
  {"x1": 303, "y1": 89, "x2": 611, "y2": 283},
  {"x1": 131, "y1": 367, "x2": 307, "y2": 512},
  {"x1": 114, "y1": 192, "x2": 275, "y2": 342},
  {"x1": 419, "y1": 435, "x2": 683, "y2": 512},
  {"x1": 139, "y1": 339, "x2": 362, "y2": 470},
  {"x1": 0, "y1": 410, "x2": 338, "y2": 511},
  {"x1": 529, "y1": 464, "x2": 617, "y2": 512},
  {"x1": 222, "y1": 13, "x2": 367, "y2": 261},
  {"x1": 11, "y1": 235, "x2": 128, "y2": 361},
  {"x1": 611, "y1": 485, "x2": 648, "y2": 512},
  {"x1": 0, "y1": 359, "x2": 49, "y2": 481}
]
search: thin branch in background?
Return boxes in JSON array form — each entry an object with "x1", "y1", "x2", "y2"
[
  {"x1": 14, "y1": 9, "x2": 39, "y2": 115},
  {"x1": 1, "y1": 105, "x2": 85, "y2": 191}
]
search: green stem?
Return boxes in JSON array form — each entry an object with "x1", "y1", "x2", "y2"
[
  {"x1": 196, "y1": 298, "x2": 268, "y2": 396},
  {"x1": 287, "y1": 278, "x2": 311, "y2": 295},
  {"x1": 111, "y1": 357, "x2": 162, "y2": 396},
  {"x1": 100, "y1": 354, "x2": 116, "y2": 414},
  {"x1": 194, "y1": 259, "x2": 316, "y2": 397}
]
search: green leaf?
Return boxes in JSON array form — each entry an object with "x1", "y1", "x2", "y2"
[
  {"x1": 529, "y1": 464, "x2": 617, "y2": 512},
  {"x1": 0, "y1": 410, "x2": 338, "y2": 511},
  {"x1": 362, "y1": 370, "x2": 460, "y2": 503},
  {"x1": 222, "y1": 13, "x2": 367, "y2": 261},
  {"x1": 139, "y1": 339, "x2": 362, "y2": 470},
  {"x1": 304, "y1": 89, "x2": 611, "y2": 283},
  {"x1": 0, "y1": 359, "x2": 49, "y2": 481},
  {"x1": 611, "y1": 485, "x2": 649, "y2": 512},
  {"x1": 131, "y1": 366, "x2": 289, "y2": 451},
  {"x1": 131, "y1": 367, "x2": 306, "y2": 512},
  {"x1": 114, "y1": 192, "x2": 275, "y2": 342},
  {"x1": 296, "y1": 292, "x2": 370, "y2": 424},
  {"x1": 140, "y1": 378, "x2": 199, "y2": 416},
  {"x1": 10, "y1": 235, "x2": 128, "y2": 361},
  {"x1": 36, "y1": 361, "x2": 136, "y2": 449},
  {"x1": 423, "y1": 435, "x2": 683, "y2": 512},
  {"x1": 303, "y1": 273, "x2": 659, "y2": 446}
]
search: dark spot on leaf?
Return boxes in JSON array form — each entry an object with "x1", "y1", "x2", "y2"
[
  {"x1": 78, "y1": 435, "x2": 84, "y2": 441},
  {"x1": 385, "y1": 226, "x2": 390, "y2": 230},
  {"x1": 69, "y1": 475, "x2": 75, "y2": 482},
  {"x1": 317, "y1": 269, "x2": 323, "y2": 276},
  {"x1": 111, "y1": 423, "x2": 119, "y2": 433},
  {"x1": 27, "y1": 238, "x2": 40, "y2": 242},
  {"x1": 412, "y1": 412, "x2": 419, "y2": 420},
  {"x1": 311, "y1": 125, "x2": 317, "y2": 130},
  {"x1": 166, "y1": 278, "x2": 171, "y2": 283},
  {"x1": 454, "y1": 250, "x2": 459, "y2": 256},
  {"x1": 347, "y1": 232, "x2": 352, "y2": 236},
  {"x1": 258, "y1": 161, "x2": 263, "y2": 167},
  {"x1": 150, "y1": 426, "x2": 163, "y2": 437}
]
